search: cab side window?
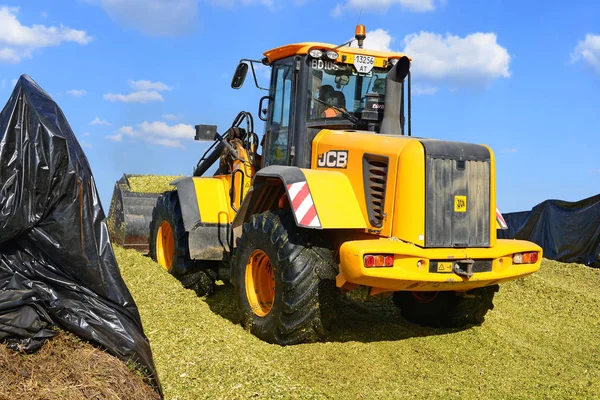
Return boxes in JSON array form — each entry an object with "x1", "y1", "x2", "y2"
[{"x1": 264, "y1": 58, "x2": 294, "y2": 166}]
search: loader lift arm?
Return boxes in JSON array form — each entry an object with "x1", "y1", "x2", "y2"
[{"x1": 193, "y1": 111, "x2": 260, "y2": 177}]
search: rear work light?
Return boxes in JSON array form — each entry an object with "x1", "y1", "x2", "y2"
[
  {"x1": 513, "y1": 252, "x2": 539, "y2": 264},
  {"x1": 364, "y1": 254, "x2": 394, "y2": 268}
]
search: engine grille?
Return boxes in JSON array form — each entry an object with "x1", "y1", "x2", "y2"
[
  {"x1": 363, "y1": 154, "x2": 389, "y2": 228},
  {"x1": 422, "y1": 141, "x2": 491, "y2": 248}
]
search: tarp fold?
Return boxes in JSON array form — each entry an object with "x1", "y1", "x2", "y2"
[{"x1": 498, "y1": 194, "x2": 600, "y2": 267}]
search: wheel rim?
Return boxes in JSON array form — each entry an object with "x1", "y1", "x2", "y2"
[
  {"x1": 245, "y1": 249, "x2": 275, "y2": 317},
  {"x1": 412, "y1": 291, "x2": 439, "y2": 303},
  {"x1": 156, "y1": 221, "x2": 174, "y2": 271}
]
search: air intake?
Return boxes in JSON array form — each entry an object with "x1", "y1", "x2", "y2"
[{"x1": 363, "y1": 154, "x2": 389, "y2": 228}]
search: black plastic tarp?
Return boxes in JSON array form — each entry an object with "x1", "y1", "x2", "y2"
[
  {"x1": 498, "y1": 194, "x2": 600, "y2": 267},
  {"x1": 0, "y1": 75, "x2": 160, "y2": 392}
]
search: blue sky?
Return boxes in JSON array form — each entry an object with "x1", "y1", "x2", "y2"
[{"x1": 0, "y1": 0, "x2": 599, "y2": 213}]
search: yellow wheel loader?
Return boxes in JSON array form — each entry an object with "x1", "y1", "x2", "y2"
[{"x1": 108, "y1": 26, "x2": 542, "y2": 345}]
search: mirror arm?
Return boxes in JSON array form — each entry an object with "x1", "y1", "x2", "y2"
[
  {"x1": 407, "y1": 71, "x2": 411, "y2": 137},
  {"x1": 239, "y1": 58, "x2": 270, "y2": 91}
]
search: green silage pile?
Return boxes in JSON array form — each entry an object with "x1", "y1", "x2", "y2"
[
  {"x1": 127, "y1": 175, "x2": 183, "y2": 194},
  {"x1": 115, "y1": 246, "x2": 600, "y2": 400}
]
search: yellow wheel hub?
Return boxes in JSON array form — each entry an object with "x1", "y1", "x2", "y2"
[
  {"x1": 156, "y1": 221, "x2": 174, "y2": 271},
  {"x1": 245, "y1": 249, "x2": 275, "y2": 317}
]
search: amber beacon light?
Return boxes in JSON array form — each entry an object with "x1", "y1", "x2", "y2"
[{"x1": 355, "y1": 24, "x2": 366, "y2": 48}]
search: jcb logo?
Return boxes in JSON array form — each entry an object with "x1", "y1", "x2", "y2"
[
  {"x1": 317, "y1": 150, "x2": 348, "y2": 169},
  {"x1": 454, "y1": 196, "x2": 467, "y2": 212}
]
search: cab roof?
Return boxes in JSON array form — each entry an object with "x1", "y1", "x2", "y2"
[{"x1": 263, "y1": 42, "x2": 409, "y2": 64}]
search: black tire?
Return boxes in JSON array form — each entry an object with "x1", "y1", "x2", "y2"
[
  {"x1": 149, "y1": 191, "x2": 189, "y2": 277},
  {"x1": 232, "y1": 211, "x2": 337, "y2": 345},
  {"x1": 180, "y1": 267, "x2": 218, "y2": 297},
  {"x1": 149, "y1": 190, "x2": 217, "y2": 296},
  {"x1": 393, "y1": 285, "x2": 499, "y2": 328}
]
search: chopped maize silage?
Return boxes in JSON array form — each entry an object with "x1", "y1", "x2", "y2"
[
  {"x1": 127, "y1": 175, "x2": 183, "y2": 194},
  {"x1": 114, "y1": 246, "x2": 600, "y2": 400}
]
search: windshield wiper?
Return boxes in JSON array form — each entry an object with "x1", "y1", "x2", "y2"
[{"x1": 313, "y1": 97, "x2": 359, "y2": 125}]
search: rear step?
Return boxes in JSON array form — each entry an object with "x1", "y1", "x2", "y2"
[{"x1": 107, "y1": 174, "x2": 161, "y2": 254}]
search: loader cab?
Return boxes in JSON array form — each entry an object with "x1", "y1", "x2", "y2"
[{"x1": 231, "y1": 30, "x2": 412, "y2": 169}]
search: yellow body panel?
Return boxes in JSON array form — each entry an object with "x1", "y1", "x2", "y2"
[
  {"x1": 338, "y1": 238, "x2": 542, "y2": 292},
  {"x1": 192, "y1": 177, "x2": 233, "y2": 224},
  {"x1": 394, "y1": 139, "x2": 426, "y2": 246},
  {"x1": 193, "y1": 141, "x2": 255, "y2": 225},
  {"x1": 312, "y1": 129, "x2": 415, "y2": 236},
  {"x1": 263, "y1": 42, "x2": 409, "y2": 65},
  {"x1": 301, "y1": 169, "x2": 366, "y2": 229}
]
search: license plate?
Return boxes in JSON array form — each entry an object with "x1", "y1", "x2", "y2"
[
  {"x1": 354, "y1": 55, "x2": 375, "y2": 74},
  {"x1": 437, "y1": 262, "x2": 453, "y2": 273}
]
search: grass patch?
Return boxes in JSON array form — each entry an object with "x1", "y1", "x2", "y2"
[
  {"x1": 115, "y1": 247, "x2": 600, "y2": 399},
  {"x1": 0, "y1": 331, "x2": 160, "y2": 400},
  {"x1": 127, "y1": 175, "x2": 183, "y2": 193}
]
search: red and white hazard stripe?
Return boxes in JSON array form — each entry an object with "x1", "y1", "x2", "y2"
[
  {"x1": 496, "y1": 207, "x2": 508, "y2": 230},
  {"x1": 287, "y1": 182, "x2": 321, "y2": 228}
]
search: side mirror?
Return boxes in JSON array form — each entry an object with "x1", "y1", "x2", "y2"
[
  {"x1": 195, "y1": 124, "x2": 218, "y2": 141},
  {"x1": 231, "y1": 63, "x2": 249, "y2": 89}
]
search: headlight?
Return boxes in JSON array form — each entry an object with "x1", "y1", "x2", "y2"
[
  {"x1": 309, "y1": 49, "x2": 323, "y2": 58},
  {"x1": 326, "y1": 50, "x2": 338, "y2": 60}
]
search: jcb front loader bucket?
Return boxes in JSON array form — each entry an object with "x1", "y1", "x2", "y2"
[{"x1": 107, "y1": 174, "x2": 161, "y2": 254}]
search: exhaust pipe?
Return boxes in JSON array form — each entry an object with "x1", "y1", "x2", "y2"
[{"x1": 380, "y1": 56, "x2": 410, "y2": 136}]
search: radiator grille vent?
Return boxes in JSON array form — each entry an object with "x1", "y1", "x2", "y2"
[
  {"x1": 425, "y1": 157, "x2": 491, "y2": 247},
  {"x1": 363, "y1": 154, "x2": 389, "y2": 228}
]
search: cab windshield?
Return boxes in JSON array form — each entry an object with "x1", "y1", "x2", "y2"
[{"x1": 308, "y1": 61, "x2": 388, "y2": 121}]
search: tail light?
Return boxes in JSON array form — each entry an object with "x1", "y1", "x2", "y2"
[
  {"x1": 513, "y1": 252, "x2": 539, "y2": 264},
  {"x1": 364, "y1": 254, "x2": 394, "y2": 268}
]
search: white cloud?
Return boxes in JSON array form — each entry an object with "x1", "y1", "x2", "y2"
[
  {"x1": 148, "y1": 137, "x2": 185, "y2": 148},
  {"x1": 162, "y1": 113, "x2": 183, "y2": 121},
  {"x1": 128, "y1": 79, "x2": 172, "y2": 91},
  {"x1": 0, "y1": 6, "x2": 92, "y2": 64},
  {"x1": 108, "y1": 120, "x2": 194, "y2": 148},
  {"x1": 11, "y1": 78, "x2": 17, "y2": 87},
  {"x1": 104, "y1": 90, "x2": 164, "y2": 103},
  {"x1": 80, "y1": 141, "x2": 93, "y2": 148},
  {"x1": 90, "y1": 116, "x2": 111, "y2": 126},
  {"x1": 589, "y1": 169, "x2": 600, "y2": 174},
  {"x1": 104, "y1": 79, "x2": 173, "y2": 103},
  {"x1": 402, "y1": 31, "x2": 510, "y2": 88},
  {"x1": 87, "y1": 0, "x2": 198, "y2": 36},
  {"x1": 82, "y1": 132, "x2": 91, "y2": 136},
  {"x1": 346, "y1": 29, "x2": 510, "y2": 90},
  {"x1": 139, "y1": 121, "x2": 193, "y2": 140},
  {"x1": 331, "y1": 4, "x2": 343, "y2": 17},
  {"x1": 106, "y1": 133, "x2": 123, "y2": 142},
  {"x1": 67, "y1": 89, "x2": 87, "y2": 97},
  {"x1": 333, "y1": 0, "x2": 441, "y2": 15},
  {"x1": 413, "y1": 85, "x2": 438, "y2": 95},
  {"x1": 571, "y1": 34, "x2": 600, "y2": 74},
  {"x1": 209, "y1": 0, "x2": 276, "y2": 9},
  {"x1": 0, "y1": 48, "x2": 20, "y2": 64},
  {"x1": 349, "y1": 29, "x2": 394, "y2": 52}
]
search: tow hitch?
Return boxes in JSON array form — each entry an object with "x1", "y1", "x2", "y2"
[{"x1": 453, "y1": 259, "x2": 474, "y2": 279}]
